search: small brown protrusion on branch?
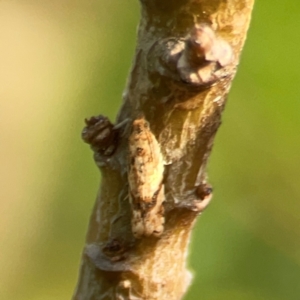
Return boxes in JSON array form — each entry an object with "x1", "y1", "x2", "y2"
[
  {"x1": 85, "y1": 244, "x2": 132, "y2": 272},
  {"x1": 194, "y1": 181, "x2": 213, "y2": 212},
  {"x1": 82, "y1": 115, "x2": 118, "y2": 156},
  {"x1": 102, "y1": 238, "x2": 130, "y2": 262},
  {"x1": 175, "y1": 182, "x2": 213, "y2": 213},
  {"x1": 177, "y1": 24, "x2": 234, "y2": 85},
  {"x1": 188, "y1": 25, "x2": 233, "y2": 67}
]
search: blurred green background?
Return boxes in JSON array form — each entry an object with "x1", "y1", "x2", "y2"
[{"x1": 1, "y1": 1, "x2": 299, "y2": 299}]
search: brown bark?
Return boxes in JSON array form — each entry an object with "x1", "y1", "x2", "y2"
[{"x1": 73, "y1": 1, "x2": 255, "y2": 299}]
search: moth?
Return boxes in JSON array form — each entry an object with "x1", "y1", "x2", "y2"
[{"x1": 128, "y1": 117, "x2": 165, "y2": 238}]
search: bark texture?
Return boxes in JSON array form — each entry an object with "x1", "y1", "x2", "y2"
[{"x1": 73, "y1": 0, "x2": 255, "y2": 299}]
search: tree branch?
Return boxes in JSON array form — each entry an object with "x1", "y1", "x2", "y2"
[{"x1": 72, "y1": 0, "x2": 255, "y2": 299}]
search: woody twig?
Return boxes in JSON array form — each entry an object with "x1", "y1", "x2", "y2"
[{"x1": 73, "y1": 1, "x2": 255, "y2": 299}]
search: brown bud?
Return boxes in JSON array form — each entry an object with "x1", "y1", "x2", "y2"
[
  {"x1": 102, "y1": 238, "x2": 128, "y2": 262},
  {"x1": 177, "y1": 24, "x2": 234, "y2": 85},
  {"x1": 82, "y1": 115, "x2": 118, "y2": 156},
  {"x1": 196, "y1": 182, "x2": 213, "y2": 201},
  {"x1": 188, "y1": 24, "x2": 233, "y2": 66},
  {"x1": 192, "y1": 182, "x2": 213, "y2": 212}
]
